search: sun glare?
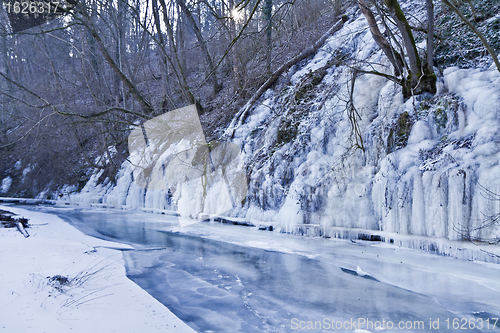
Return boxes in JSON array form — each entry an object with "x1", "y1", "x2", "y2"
[{"x1": 231, "y1": 8, "x2": 243, "y2": 22}]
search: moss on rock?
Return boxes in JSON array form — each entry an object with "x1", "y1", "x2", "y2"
[{"x1": 387, "y1": 111, "x2": 414, "y2": 153}]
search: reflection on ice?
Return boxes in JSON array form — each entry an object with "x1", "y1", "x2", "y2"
[{"x1": 28, "y1": 206, "x2": 500, "y2": 333}]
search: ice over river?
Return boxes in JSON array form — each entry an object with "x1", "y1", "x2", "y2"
[{"x1": 22, "y1": 205, "x2": 500, "y2": 333}]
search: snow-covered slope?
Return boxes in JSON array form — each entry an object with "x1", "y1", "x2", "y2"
[{"x1": 62, "y1": 4, "x2": 500, "y2": 245}]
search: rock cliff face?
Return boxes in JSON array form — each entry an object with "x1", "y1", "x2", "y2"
[{"x1": 66, "y1": 8, "x2": 500, "y2": 244}]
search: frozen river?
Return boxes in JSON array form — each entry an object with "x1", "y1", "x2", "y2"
[{"x1": 22, "y1": 206, "x2": 500, "y2": 332}]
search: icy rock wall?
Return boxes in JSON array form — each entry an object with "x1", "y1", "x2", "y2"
[
  {"x1": 229, "y1": 11, "x2": 500, "y2": 242},
  {"x1": 258, "y1": 64, "x2": 500, "y2": 242},
  {"x1": 63, "y1": 7, "x2": 500, "y2": 242}
]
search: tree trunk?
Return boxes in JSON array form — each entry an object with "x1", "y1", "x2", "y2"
[
  {"x1": 263, "y1": 0, "x2": 273, "y2": 74},
  {"x1": 116, "y1": 0, "x2": 126, "y2": 105},
  {"x1": 385, "y1": 0, "x2": 436, "y2": 97},
  {"x1": 152, "y1": 0, "x2": 175, "y2": 105},
  {"x1": 228, "y1": 0, "x2": 242, "y2": 88},
  {"x1": 426, "y1": 0, "x2": 434, "y2": 70},
  {"x1": 158, "y1": 0, "x2": 197, "y2": 105},
  {"x1": 357, "y1": 0, "x2": 403, "y2": 76},
  {"x1": 152, "y1": 0, "x2": 167, "y2": 77},
  {"x1": 87, "y1": 0, "x2": 102, "y2": 103},
  {"x1": 385, "y1": 0, "x2": 421, "y2": 83},
  {"x1": 176, "y1": 0, "x2": 221, "y2": 95},
  {"x1": 83, "y1": 17, "x2": 154, "y2": 115}
]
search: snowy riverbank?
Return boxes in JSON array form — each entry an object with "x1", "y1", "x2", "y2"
[{"x1": 0, "y1": 205, "x2": 195, "y2": 333}]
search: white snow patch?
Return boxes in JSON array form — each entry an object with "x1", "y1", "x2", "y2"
[
  {"x1": 1, "y1": 176, "x2": 12, "y2": 194},
  {"x1": 0, "y1": 205, "x2": 195, "y2": 333},
  {"x1": 408, "y1": 121, "x2": 432, "y2": 144}
]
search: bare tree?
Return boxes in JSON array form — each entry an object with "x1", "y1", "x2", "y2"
[
  {"x1": 426, "y1": 0, "x2": 434, "y2": 70},
  {"x1": 263, "y1": 0, "x2": 272, "y2": 74},
  {"x1": 355, "y1": 0, "x2": 436, "y2": 97},
  {"x1": 453, "y1": 184, "x2": 500, "y2": 245},
  {"x1": 357, "y1": 0, "x2": 403, "y2": 76},
  {"x1": 176, "y1": 0, "x2": 222, "y2": 95}
]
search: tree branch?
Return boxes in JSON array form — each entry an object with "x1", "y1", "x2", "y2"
[
  {"x1": 72, "y1": 7, "x2": 155, "y2": 114},
  {"x1": 226, "y1": 16, "x2": 347, "y2": 138},
  {"x1": 441, "y1": 0, "x2": 500, "y2": 73},
  {"x1": 357, "y1": 0, "x2": 403, "y2": 76}
]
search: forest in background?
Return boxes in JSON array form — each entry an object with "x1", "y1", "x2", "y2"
[
  {"x1": 0, "y1": 0, "x2": 498, "y2": 198},
  {"x1": 0, "y1": 0, "x2": 340, "y2": 197}
]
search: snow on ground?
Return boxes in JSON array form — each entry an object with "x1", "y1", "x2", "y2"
[{"x1": 0, "y1": 205, "x2": 195, "y2": 333}]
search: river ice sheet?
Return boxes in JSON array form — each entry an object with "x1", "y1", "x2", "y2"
[{"x1": 25, "y1": 206, "x2": 500, "y2": 332}]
